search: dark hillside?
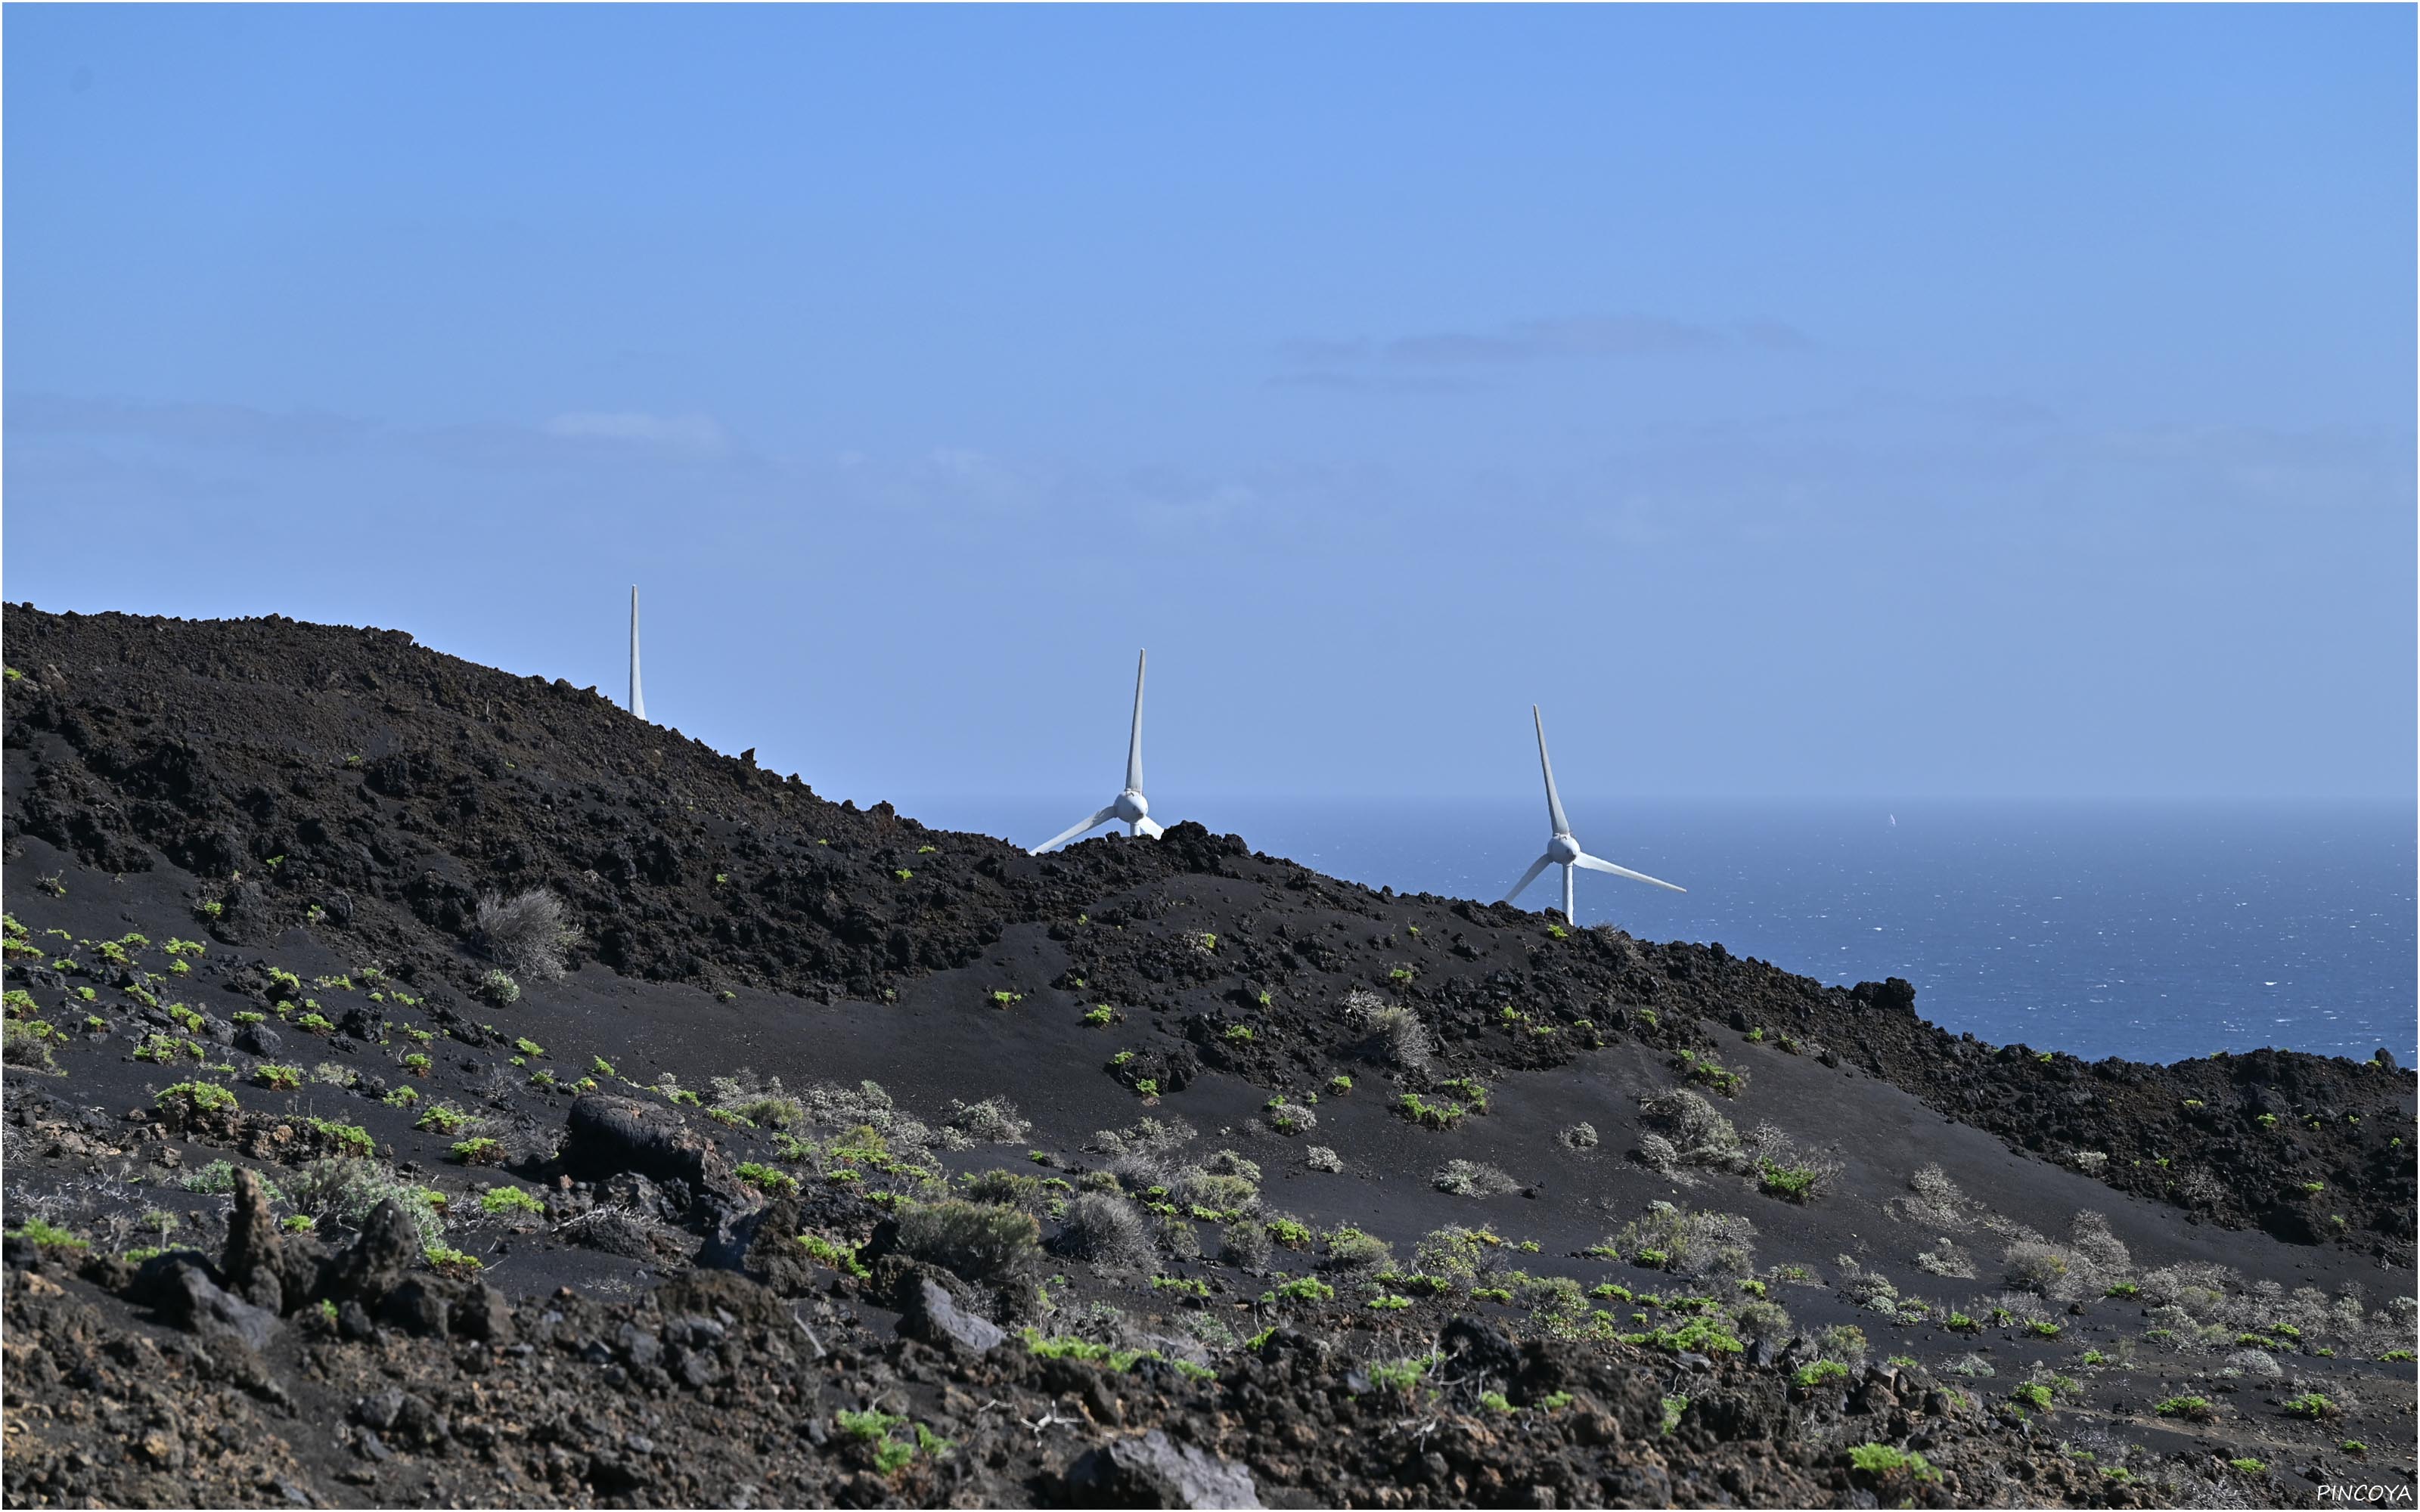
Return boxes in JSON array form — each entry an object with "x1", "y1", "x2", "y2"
[{"x1": 4, "y1": 604, "x2": 2412, "y2": 1510}]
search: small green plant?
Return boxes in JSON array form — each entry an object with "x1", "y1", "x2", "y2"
[
  {"x1": 1848, "y1": 1444, "x2": 1938, "y2": 1484},
  {"x1": 2154, "y1": 1396, "x2": 2214, "y2": 1422},
  {"x1": 401, "y1": 1052, "x2": 432, "y2": 1077},
  {"x1": 1271, "y1": 1276, "x2": 1335, "y2": 1304},
  {"x1": 9, "y1": 1219, "x2": 85, "y2": 1250},
  {"x1": 155, "y1": 1080, "x2": 238, "y2": 1114},
  {"x1": 450, "y1": 1137, "x2": 506, "y2": 1165},
  {"x1": 1394, "y1": 1092, "x2": 1466, "y2": 1129},
  {"x1": 797, "y1": 1232, "x2": 871, "y2": 1278},
  {"x1": 2104, "y1": 1281, "x2": 2140, "y2": 1299},
  {"x1": 424, "y1": 1245, "x2": 483, "y2": 1275},
  {"x1": 1082, "y1": 1005, "x2": 1112, "y2": 1027},
  {"x1": 2010, "y1": 1382, "x2": 2054, "y2": 1412},
  {"x1": 1794, "y1": 1360, "x2": 1849, "y2": 1389},
  {"x1": 307, "y1": 1117, "x2": 376, "y2": 1158},
  {"x1": 2228, "y1": 1458, "x2": 2266, "y2": 1476},
  {"x1": 736, "y1": 1161, "x2": 799, "y2": 1195},
  {"x1": 2283, "y1": 1392, "x2": 2338, "y2": 1421},
  {"x1": 253, "y1": 1064, "x2": 305, "y2": 1091},
  {"x1": 2028, "y1": 1319, "x2": 2063, "y2": 1339},
  {"x1": 1223, "y1": 1024, "x2": 1254, "y2": 1044},
  {"x1": 479, "y1": 1185, "x2": 545, "y2": 1216},
  {"x1": 1756, "y1": 1160, "x2": 1823, "y2": 1202}
]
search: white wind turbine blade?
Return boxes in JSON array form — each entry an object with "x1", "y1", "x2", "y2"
[
  {"x1": 628, "y1": 585, "x2": 645, "y2": 720},
  {"x1": 1533, "y1": 705, "x2": 1570, "y2": 837},
  {"x1": 1133, "y1": 816, "x2": 1165, "y2": 838},
  {"x1": 1031, "y1": 804, "x2": 1121, "y2": 856},
  {"x1": 1500, "y1": 853, "x2": 1555, "y2": 903},
  {"x1": 1125, "y1": 649, "x2": 1147, "y2": 795},
  {"x1": 1573, "y1": 853, "x2": 1686, "y2": 893}
]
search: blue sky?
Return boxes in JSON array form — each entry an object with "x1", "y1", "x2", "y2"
[{"x1": 5, "y1": 5, "x2": 2412, "y2": 811}]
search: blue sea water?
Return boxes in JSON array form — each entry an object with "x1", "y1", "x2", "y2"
[{"x1": 895, "y1": 796, "x2": 2415, "y2": 1066}]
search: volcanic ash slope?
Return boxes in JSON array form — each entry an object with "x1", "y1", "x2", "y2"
[{"x1": 2, "y1": 603, "x2": 2413, "y2": 1508}]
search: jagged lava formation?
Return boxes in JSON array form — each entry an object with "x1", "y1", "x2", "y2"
[{"x1": 2, "y1": 604, "x2": 2412, "y2": 1509}]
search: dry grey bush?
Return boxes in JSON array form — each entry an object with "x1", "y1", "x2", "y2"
[
  {"x1": 1205, "y1": 1150, "x2": 1261, "y2": 1180},
  {"x1": 1303, "y1": 1146, "x2": 1344, "y2": 1173},
  {"x1": 1219, "y1": 1218, "x2": 1272, "y2": 1270},
  {"x1": 1561, "y1": 1122, "x2": 1600, "y2": 1150},
  {"x1": 1914, "y1": 1236, "x2": 1978, "y2": 1279},
  {"x1": 945, "y1": 1096, "x2": 1032, "y2": 1145},
  {"x1": 287, "y1": 1157, "x2": 448, "y2": 1247},
  {"x1": 1432, "y1": 1160, "x2": 1521, "y2": 1198},
  {"x1": 1639, "y1": 1089, "x2": 1740, "y2": 1166},
  {"x1": 2003, "y1": 1240, "x2": 2080, "y2": 1298},
  {"x1": 474, "y1": 888, "x2": 578, "y2": 980},
  {"x1": 1347, "y1": 990, "x2": 1434, "y2": 1069},
  {"x1": 1054, "y1": 1192, "x2": 1156, "y2": 1270},
  {"x1": 2068, "y1": 1210, "x2": 2132, "y2": 1274},
  {"x1": 1608, "y1": 1202, "x2": 1759, "y2": 1280},
  {"x1": 2223, "y1": 1347, "x2": 2282, "y2": 1379},
  {"x1": 1888, "y1": 1163, "x2": 1976, "y2": 1232},
  {"x1": 799, "y1": 1080, "x2": 943, "y2": 1163},
  {"x1": 1092, "y1": 1117, "x2": 1199, "y2": 1186},
  {"x1": 1635, "y1": 1134, "x2": 1693, "y2": 1184}
]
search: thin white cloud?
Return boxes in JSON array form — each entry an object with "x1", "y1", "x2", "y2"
[{"x1": 541, "y1": 411, "x2": 733, "y2": 458}]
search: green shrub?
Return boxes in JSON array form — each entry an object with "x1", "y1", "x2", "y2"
[
  {"x1": 479, "y1": 1186, "x2": 545, "y2": 1216},
  {"x1": 797, "y1": 1232, "x2": 870, "y2": 1278},
  {"x1": 306, "y1": 1117, "x2": 375, "y2": 1158},
  {"x1": 155, "y1": 1080, "x2": 237, "y2": 1115},
  {"x1": 1756, "y1": 1160, "x2": 1824, "y2": 1202},
  {"x1": 1393, "y1": 1092, "x2": 1466, "y2": 1129},
  {"x1": 1795, "y1": 1359, "x2": 1849, "y2": 1389},
  {"x1": 894, "y1": 1201, "x2": 1041, "y2": 1282},
  {"x1": 735, "y1": 1161, "x2": 799, "y2": 1196},
  {"x1": 450, "y1": 1137, "x2": 506, "y2": 1165},
  {"x1": 2283, "y1": 1392, "x2": 2337, "y2": 1421},
  {"x1": 1848, "y1": 1444, "x2": 1938, "y2": 1483},
  {"x1": 8, "y1": 1219, "x2": 85, "y2": 1250},
  {"x1": 2155, "y1": 1396, "x2": 2214, "y2": 1422},
  {"x1": 1271, "y1": 1276, "x2": 1334, "y2": 1304}
]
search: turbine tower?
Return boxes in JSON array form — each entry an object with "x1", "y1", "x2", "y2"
[
  {"x1": 1030, "y1": 650, "x2": 1165, "y2": 854},
  {"x1": 1501, "y1": 705, "x2": 1682, "y2": 924},
  {"x1": 628, "y1": 586, "x2": 645, "y2": 720}
]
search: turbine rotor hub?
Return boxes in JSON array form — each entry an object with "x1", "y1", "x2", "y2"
[
  {"x1": 1115, "y1": 790, "x2": 1149, "y2": 824},
  {"x1": 1546, "y1": 833, "x2": 1583, "y2": 865}
]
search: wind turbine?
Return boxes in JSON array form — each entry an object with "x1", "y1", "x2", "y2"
[
  {"x1": 1501, "y1": 705, "x2": 1683, "y2": 923},
  {"x1": 1029, "y1": 650, "x2": 1164, "y2": 854},
  {"x1": 628, "y1": 586, "x2": 646, "y2": 720}
]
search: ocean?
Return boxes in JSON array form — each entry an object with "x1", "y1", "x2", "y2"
[{"x1": 893, "y1": 796, "x2": 2416, "y2": 1066}]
